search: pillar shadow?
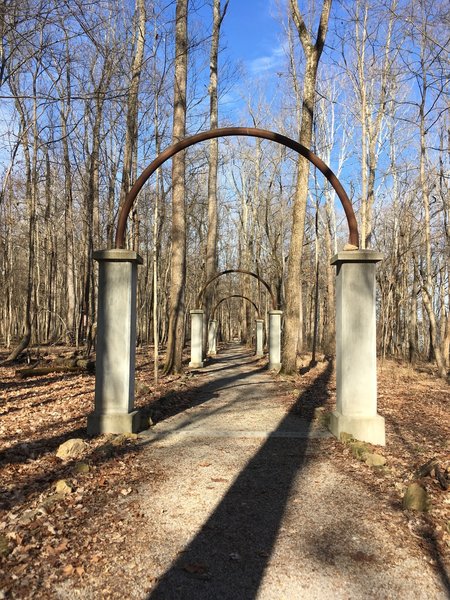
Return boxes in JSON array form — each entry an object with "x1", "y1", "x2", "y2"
[{"x1": 146, "y1": 361, "x2": 333, "y2": 599}]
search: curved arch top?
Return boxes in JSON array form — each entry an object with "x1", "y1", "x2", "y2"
[
  {"x1": 115, "y1": 127, "x2": 359, "y2": 249},
  {"x1": 212, "y1": 295, "x2": 260, "y2": 319},
  {"x1": 197, "y1": 269, "x2": 276, "y2": 310}
]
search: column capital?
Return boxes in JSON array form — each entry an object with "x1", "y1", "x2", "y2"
[
  {"x1": 93, "y1": 249, "x2": 143, "y2": 265},
  {"x1": 190, "y1": 309, "x2": 204, "y2": 314},
  {"x1": 268, "y1": 310, "x2": 283, "y2": 315},
  {"x1": 331, "y1": 250, "x2": 383, "y2": 265}
]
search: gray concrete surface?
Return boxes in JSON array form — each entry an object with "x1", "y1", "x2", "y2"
[
  {"x1": 208, "y1": 319, "x2": 217, "y2": 356},
  {"x1": 268, "y1": 310, "x2": 282, "y2": 371},
  {"x1": 255, "y1": 319, "x2": 264, "y2": 357},
  {"x1": 189, "y1": 310, "x2": 204, "y2": 368},
  {"x1": 88, "y1": 249, "x2": 142, "y2": 434},
  {"x1": 330, "y1": 250, "x2": 385, "y2": 445}
]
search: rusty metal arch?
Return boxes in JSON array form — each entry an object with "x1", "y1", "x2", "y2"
[
  {"x1": 212, "y1": 295, "x2": 260, "y2": 319},
  {"x1": 197, "y1": 269, "x2": 276, "y2": 310},
  {"x1": 115, "y1": 127, "x2": 359, "y2": 249}
]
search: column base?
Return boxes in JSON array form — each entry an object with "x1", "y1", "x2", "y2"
[
  {"x1": 256, "y1": 351, "x2": 264, "y2": 358},
  {"x1": 208, "y1": 351, "x2": 217, "y2": 356},
  {"x1": 269, "y1": 362, "x2": 281, "y2": 371},
  {"x1": 328, "y1": 411, "x2": 385, "y2": 446},
  {"x1": 188, "y1": 361, "x2": 204, "y2": 368},
  {"x1": 87, "y1": 410, "x2": 140, "y2": 435}
]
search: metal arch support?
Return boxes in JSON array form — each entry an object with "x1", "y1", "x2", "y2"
[
  {"x1": 212, "y1": 295, "x2": 261, "y2": 319},
  {"x1": 115, "y1": 127, "x2": 359, "y2": 249},
  {"x1": 197, "y1": 269, "x2": 276, "y2": 310}
]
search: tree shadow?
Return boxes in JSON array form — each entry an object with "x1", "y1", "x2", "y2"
[
  {"x1": 138, "y1": 346, "x2": 266, "y2": 427},
  {"x1": 0, "y1": 371, "x2": 87, "y2": 395},
  {"x1": 146, "y1": 361, "x2": 333, "y2": 599},
  {"x1": 0, "y1": 424, "x2": 86, "y2": 467},
  {"x1": 139, "y1": 365, "x2": 268, "y2": 429}
]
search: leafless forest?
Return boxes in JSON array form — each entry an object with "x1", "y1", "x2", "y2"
[{"x1": 0, "y1": 0, "x2": 449, "y2": 377}]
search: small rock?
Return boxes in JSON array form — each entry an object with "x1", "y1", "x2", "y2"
[
  {"x1": 349, "y1": 441, "x2": 370, "y2": 460},
  {"x1": 56, "y1": 438, "x2": 88, "y2": 460},
  {"x1": 340, "y1": 432, "x2": 354, "y2": 443},
  {"x1": 0, "y1": 534, "x2": 10, "y2": 557},
  {"x1": 74, "y1": 462, "x2": 90, "y2": 474},
  {"x1": 18, "y1": 509, "x2": 39, "y2": 525},
  {"x1": 403, "y1": 482, "x2": 429, "y2": 511},
  {"x1": 55, "y1": 480, "x2": 74, "y2": 495},
  {"x1": 40, "y1": 494, "x2": 64, "y2": 509},
  {"x1": 111, "y1": 433, "x2": 138, "y2": 447},
  {"x1": 135, "y1": 381, "x2": 151, "y2": 396},
  {"x1": 364, "y1": 453, "x2": 387, "y2": 467}
]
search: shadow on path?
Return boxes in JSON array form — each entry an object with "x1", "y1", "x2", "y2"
[
  {"x1": 139, "y1": 346, "x2": 266, "y2": 428},
  {"x1": 147, "y1": 355, "x2": 333, "y2": 599}
]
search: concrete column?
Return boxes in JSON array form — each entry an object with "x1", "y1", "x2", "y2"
[
  {"x1": 268, "y1": 310, "x2": 282, "y2": 370},
  {"x1": 189, "y1": 309, "x2": 204, "y2": 368},
  {"x1": 255, "y1": 319, "x2": 264, "y2": 357},
  {"x1": 329, "y1": 250, "x2": 385, "y2": 445},
  {"x1": 208, "y1": 319, "x2": 217, "y2": 355},
  {"x1": 202, "y1": 312, "x2": 208, "y2": 360},
  {"x1": 87, "y1": 249, "x2": 142, "y2": 435}
]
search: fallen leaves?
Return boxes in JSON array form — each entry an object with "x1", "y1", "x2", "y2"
[{"x1": 0, "y1": 348, "x2": 448, "y2": 597}]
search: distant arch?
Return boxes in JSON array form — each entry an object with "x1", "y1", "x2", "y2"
[
  {"x1": 197, "y1": 269, "x2": 276, "y2": 310},
  {"x1": 115, "y1": 127, "x2": 359, "y2": 249},
  {"x1": 212, "y1": 295, "x2": 260, "y2": 319}
]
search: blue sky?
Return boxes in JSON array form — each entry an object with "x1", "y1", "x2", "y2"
[{"x1": 221, "y1": 0, "x2": 284, "y2": 76}]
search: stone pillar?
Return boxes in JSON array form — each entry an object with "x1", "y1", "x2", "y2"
[
  {"x1": 202, "y1": 312, "x2": 208, "y2": 360},
  {"x1": 208, "y1": 319, "x2": 217, "y2": 355},
  {"x1": 255, "y1": 319, "x2": 264, "y2": 357},
  {"x1": 87, "y1": 249, "x2": 142, "y2": 435},
  {"x1": 329, "y1": 250, "x2": 385, "y2": 445},
  {"x1": 189, "y1": 309, "x2": 204, "y2": 368},
  {"x1": 268, "y1": 310, "x2": 282, "y2": 370}
]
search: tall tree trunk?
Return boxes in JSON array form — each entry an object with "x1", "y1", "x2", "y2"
[
  {"x1": 282, "y1": 0, "x2": 332, "y2": 374},
  {"x1": 164, "y1": 0, "x2": 188, "y2": 374},
  {"x1": 61, "y1": 42, "x2": 76, "y2": 344},
  {"x1": 119, "y1": 0, "x2": 146, "y2": 223},
  {"x1": 417, "y1": 27, "x2": 447, "y2": 378},
  {"x1": 203, "y1": 0, "x2": 229, "y2": 355},
  {"x1": 1, "y1": 67, "x2": 36, "y2": 363}
]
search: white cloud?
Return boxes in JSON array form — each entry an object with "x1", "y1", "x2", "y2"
[{"x1": 247, "y1": 43, "x2": 286, "y2": 75}]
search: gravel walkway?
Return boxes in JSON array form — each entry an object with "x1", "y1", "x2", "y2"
[{"x1": 58, "y1": 344, "x2": 450, "y2": 599}]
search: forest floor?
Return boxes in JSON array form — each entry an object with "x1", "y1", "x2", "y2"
[{"x1": 0, "y1": 343, "x2": 449, "y2": 598}]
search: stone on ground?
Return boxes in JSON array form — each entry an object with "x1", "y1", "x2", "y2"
[
  {"x1": 56, "y1": 438, "x2": 87, "y2": 459},
  {"x1": 403, "y1": 482, "x2": 429, "y2": 511}
]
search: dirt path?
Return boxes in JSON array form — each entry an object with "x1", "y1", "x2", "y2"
[{"x1": 57, "y1": 344, "x2": 449, "y2": 599}]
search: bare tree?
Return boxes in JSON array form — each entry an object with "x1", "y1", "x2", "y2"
[
  {"x1": 118, "y1": 0, "x2": 146, "y2": 219},
  {"x1": 203, "y1": 0, "x2": 229, "y2": 355},
  {"x1": 282, "y1": 0, "x2": 332, "y2": 374},
  {"x1": 164, "y1": 0, "x2": 189, "y2": 374}
]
